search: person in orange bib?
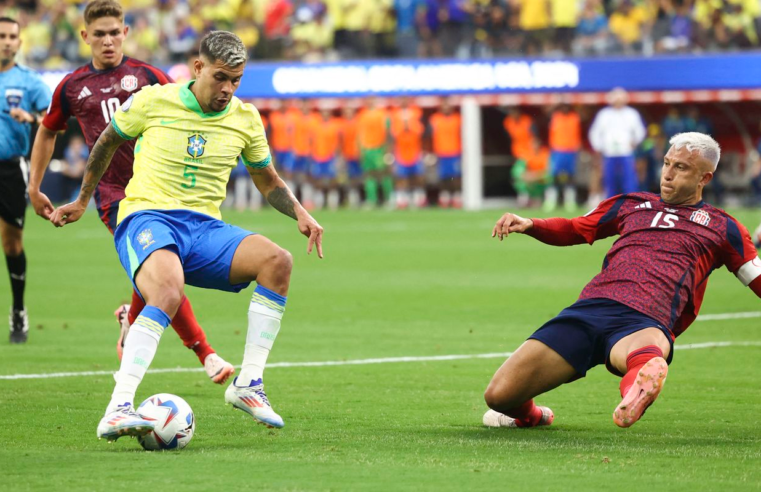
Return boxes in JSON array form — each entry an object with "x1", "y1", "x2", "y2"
[
  {"x1": 338, "y1": 105, "x2": 363, "y2": 208},
  {"x1": 309, "y1": 109, "x2": 342, "y2": 210},
  {"x1": 546, "y1": 103, "x2": 582, "y2": 212},
  {"x1": 429, "y1": 97, "x2": 462, "y2": 208},
  {"x1": 391, "y1": 101, "x2": 426, "y2": 209},
  {"x1": 503, "y1": 107, "x2": 536, "y2": 162},
  {"x1": 511, "y1": 137, "x2": 550, "y2": 208},
  {"x1": 291, "y1": 99, "x2": 317, "y2": 209},
  {"x1": 269, "y1": 99, "x2": 295, "y2": 188}
]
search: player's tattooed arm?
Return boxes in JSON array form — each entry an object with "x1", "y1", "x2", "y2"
[
  {"x1": 77, "y1": 125, "x2": 128, "y2": 204},
  {"x1": 248, "y1": 165, "x2": 299, "y2": 219}
]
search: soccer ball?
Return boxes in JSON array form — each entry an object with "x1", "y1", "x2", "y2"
[{"x1": 136, "y1": 393, "x2": 195, "y2": 451}]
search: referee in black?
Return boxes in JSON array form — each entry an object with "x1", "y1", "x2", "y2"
[{"x1": 0, "y1": 17, "x2": 51, "y2": 343}]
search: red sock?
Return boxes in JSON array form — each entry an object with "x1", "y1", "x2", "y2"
[
  {"x1": 172, "y1": 296, "x2": 215, "y2": 365},
  {"x1": 127, "y1": 290, "x2": 145, "y2": 325},
  {"x1": 504, "y1": 399, "x2": 543, "y2": 428},
  {"x1": 619, "y1": 345, "x2": 664, "y2": 397}
]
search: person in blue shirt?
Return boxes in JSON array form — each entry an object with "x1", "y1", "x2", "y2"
[{"x1": 0, "y1": 17, "x2": 52, "y2": 343}]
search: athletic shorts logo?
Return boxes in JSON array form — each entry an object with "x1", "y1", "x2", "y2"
[
  {"x1": 121, "y1": 75, "x2": 139, "y2": 92},
  {"x1": 137, "y1": 229, "x2": 155, "y2": 250},
  {"x1": 689, "y1": 210, "x2": 711, "y2": 226},
  {"x1": 187, "y1": 134, "x2": 207, "y2": 158}
]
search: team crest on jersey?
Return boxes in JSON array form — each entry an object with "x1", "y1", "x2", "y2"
[
  {"x1": 689, "y1": 210, "x2": 711, "y2": 226},
  {"x1": 187, "y1": 134, "x2": 207, "y2": 158},
  {"x1": 121, "y1": 75, "x2": 139, "y2": 92},
  {"x1": 137, "y1": 229, "x2": 155, "y2": 250}
]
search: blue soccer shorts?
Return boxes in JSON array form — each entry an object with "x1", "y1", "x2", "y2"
[
  {"x1": 550, "y1": 151, "x2": 577, "y2": 178},
  {"x1": 395, "y1": 162, "x2": 423, "y2": 178},
  {"x1": 114, "y1": 209, "x2": 254, "y2": 296},
  {"x1": 438, "y1": 156, "x2": 461, "y2": 180},
  {"x1": 310, "y1": 158, "x2": 336, "y2": 179},
  {"x1": 528, "y1": 298, "x2": 674, "y2": 378},
  {"x1": 346, "y1": 159, "x2": 362, "y2": 179},
  {"x1": 274, "y1": 150, "x2": 294, "y2": 173}
]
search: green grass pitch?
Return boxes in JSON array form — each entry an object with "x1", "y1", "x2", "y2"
[{"x1": 1, "y1": 208, "x2": 760, "y2": 491}]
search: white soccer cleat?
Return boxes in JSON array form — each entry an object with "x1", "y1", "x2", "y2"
[
  {"x1": 225, "y1": 378, "x2": 284, "y2": 429},
  {"x1": 204, "y1": 353, "x2": 235, "y2": 384},
  {"x1": 97, "y1": 404, "x2": 155, "y2": 442},
  {"x1": 114, "y1": 304, "x2": 130, "y2": 361},
  {"x1": 483, "y1": 407, "x2": 555, "y2": 428},
  {"x1": 9, "y1": 307, "x2": 28, "y2": 344}
]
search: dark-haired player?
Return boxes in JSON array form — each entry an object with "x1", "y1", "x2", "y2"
[
  {"x1": 484, "y1": 132, "x2": 761, "y2": 429},
  {"x1": 28, "y1": 0, "x2": 233, "y2": 382}
]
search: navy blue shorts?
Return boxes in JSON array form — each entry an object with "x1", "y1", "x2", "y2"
[
  {"x1": 529, "y1": 298, "x2": 674, "y2": 378},
  {"x1": 114, "y1": 209, "x2": 254, "y2": 296}
]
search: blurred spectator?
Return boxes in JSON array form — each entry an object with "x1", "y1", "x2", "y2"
[
  {"x1": 635, "y1": 123, "x2": 666, "y2": 193},
  {"x1": 61, "y1": 135, "x2": 88, "y2": 202},
  {"x1": 429, "y1": 97, "x2": 462, "y2": 208},
  {"x1": 682, "y1": 106, "x2": 714, "y2": 135},
  {"x1": 588, "y1": 88, "x2": 646, "y2": 201},
  {"x1": 661, "y1": 106, "x2": 685, "y2": 140},
  {"x1": 394, "y1": 0, "x2": 423, "y2": 58},
  {"x1": 573, "y1": 0, "x2": 608, "y2": 56},
  {"x1": 656, "y1": 2, "x2": 694, "y2": 53},
  {"x1": 515, "y1": 0, "x2": 551, "y2": 55},
  {"x1": 549, "y1": 0, "x2": 578, "y2": 55},
  {"x1": 608, "y1": 0, "x2": 649, "y2": 54}
]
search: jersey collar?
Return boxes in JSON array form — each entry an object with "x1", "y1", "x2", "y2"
[
  {"x1": 658, "y1": 196, "x2": 706, "y2": 209},
  {"x1": 88, "y1": 55, "x2": 129, "y2": 73},
  {"x1": 180, "y1": 80, "x2": 232, "y2": 118}
]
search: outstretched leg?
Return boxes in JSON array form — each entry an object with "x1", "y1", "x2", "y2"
[
  {"x1": 609, "y1": 327, "x2": 671, "y2": 428},
  {"x1": 483, "y1": 339, "x2": 577, "y2": 428},
  {"x1": 98, "y1": 248, "x2": 185, "y2": 441}
]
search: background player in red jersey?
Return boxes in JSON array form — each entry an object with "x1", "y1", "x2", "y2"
[
  {"x1": 27, "y1": 0, "x2": 234, "y2": 384},
  {"x1": 483, "y1": 132, "x2": 761, "y2": 429}
]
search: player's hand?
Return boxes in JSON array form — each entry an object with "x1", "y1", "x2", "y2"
[
  {"x1": 9, "y1": 108, "x2": 34, "y2": 123},
  {"x1": 28, "y1": 189, "x2": 55, "y2": 220},
  {"x1": 50, "y1": 200, "x2": 86, "y2": 228},
  {"x1": 297, "y1": 212, "x2": 324, "y2": 259},
  {"x1": 491, "y1": 212, "x2": 533, "y2": 241}
]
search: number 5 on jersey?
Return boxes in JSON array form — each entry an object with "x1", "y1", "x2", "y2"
[
  {"x1": 181, "y1": 164, "x2": 198, "y2": 189},
  {"x1": 651, "y1": 212, "x2": 679, "y2": 229}
]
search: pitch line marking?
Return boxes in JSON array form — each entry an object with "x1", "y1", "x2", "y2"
[{"x1": 1, "y1": 340, "x2": 760, "y2": 381}]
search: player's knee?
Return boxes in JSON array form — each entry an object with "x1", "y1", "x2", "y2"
[
  {"x1": 269, "y1": 247, "x2": 293, "y2": 277},
  {"x1": 1, "y1": 236, "x2": 22, "y2": 256},
  {"x1": 484, "y1": 381, "x2": 518, "y2": 411}
]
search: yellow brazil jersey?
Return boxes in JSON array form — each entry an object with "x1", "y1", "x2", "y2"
[{"x1": 111, "y1": 81, "x2": 271, "y2": 224}]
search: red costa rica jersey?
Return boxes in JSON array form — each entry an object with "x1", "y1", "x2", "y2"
[
  {"x1": 42, "y1": 57, "x2": 171, "y2": 208},
  {"x1": 527, "y1": 192, "x2": 761, "y2": 337}
]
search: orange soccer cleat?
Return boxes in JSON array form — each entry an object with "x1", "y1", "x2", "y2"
[{"x1": 613, "y1": 356, "x2": 668, "y2": 428}]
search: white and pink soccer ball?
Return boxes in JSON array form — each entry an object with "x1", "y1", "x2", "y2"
[{"x1": 136, "y1": 393, "x2": 195, "y2": 451}]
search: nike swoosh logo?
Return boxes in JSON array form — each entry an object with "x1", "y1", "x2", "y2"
[
  {"x1": 160, "y1": 119, "x2": 179, "y2": 125},
  {"x1": 10, "y1": 274, "x2": 25, "y2": 281}
]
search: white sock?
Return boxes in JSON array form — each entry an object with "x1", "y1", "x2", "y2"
[
  {"x1": 413, "y1": 188, "x2": 426, "y2": 207},
  {"x1": 237, "y1": 290, "x2": 285, "y2": 387},
  {"x1": 544, "y1": 186, "x2": 558, "y2": 209},
  {"x1": 564, "y1": 185, "x2": 577, "y2": 209},
  {"x1": 107, "y1": 324, "x2": 163, "y2": 413},
  {"x1": 313, "y1": 188, "x2": 325, "y2": 209},
  {"x1": 327, "y1": 189, "x2": 340, "y2": 210},
  {"x1": 347, "y1": 188, "x2": 360, "y2": 208},
  {"x1": 301, "y1": 182, "x2": 315, "y2": 205},
  {"x1": 439, "y1": 189, "x2": 451, "y2": 205}
]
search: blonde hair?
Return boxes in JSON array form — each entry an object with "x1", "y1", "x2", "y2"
[{"x1": 669, "y1": 132, "x2": 721, "y2": 171}]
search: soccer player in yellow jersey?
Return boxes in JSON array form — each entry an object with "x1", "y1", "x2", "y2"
[{"x1": 51, "y1": 31, "x2": 324, "y2": 442}]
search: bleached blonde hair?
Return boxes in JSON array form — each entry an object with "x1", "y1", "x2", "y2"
[{"x1": 669, "y1": 132, "x2": 721, "y2": 171}]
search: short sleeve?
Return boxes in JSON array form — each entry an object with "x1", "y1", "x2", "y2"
[
  {"x1": 241, "y1": 108, "x2": 272, "y2": 169},
  {"x1": 30, "y1": 75, "x2": 52, "y2": 113},
  {"x1": 723, "y1": 217, "x2": 761, "y2": 286},
  {"x1": 570, "y1": 194, "x2": 627, "y2": 244},
  {"x1": 42, "y1": 74, "x2": 72, "y2": 132},
  {"x1": 111, "y1": 90, "x2": 149, "y2": 140}
]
